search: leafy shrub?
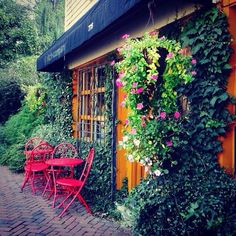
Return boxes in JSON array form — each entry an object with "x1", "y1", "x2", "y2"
[
  {"x1": 0, "y1": 105, "x2": 43, "y2": 171},
  {"x1": 0, "y1": 79, "x2": 23, "y2": 123}
]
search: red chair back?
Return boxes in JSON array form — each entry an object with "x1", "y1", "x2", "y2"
[
  {"x1": 52, "y1": 142, "x2": 78, "y2": 159},
  {"x1": 30, "y1": 142, "x2": 54, "y2": 163},
  {"x1": 25, "y1": 137, "x2": 45, "y2": 152},
  {"x1": 79, "y1": 148, "x2": 95, "y2": 188}
]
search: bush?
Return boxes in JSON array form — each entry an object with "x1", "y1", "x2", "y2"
[
  {"x1": 121, "y1": 157, "x2": 236, "y2": 235},
  {"x1": 0, "y1": 104, "x2": 43, "y2": 171},
  {"x1": 0, "y1": 79, "x2": 23, "y2": 123}
]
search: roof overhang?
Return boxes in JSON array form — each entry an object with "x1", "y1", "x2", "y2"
[{"x1": 37, "y1": 0, "x2": 143, "y2": 72}]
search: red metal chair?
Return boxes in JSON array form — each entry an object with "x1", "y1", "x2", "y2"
[
  {"x1": 53, "y1": 148, "x2": 94, "y2": 217},
  {"x1": 21, "y1": 142, "x2": 53, "y2": 194},
  {"x1": 43, "y1": 142, "x2": 78, "y2": 202},
  {"x1": 24, "y1": 137, "x2": 45, "y2": 163}
]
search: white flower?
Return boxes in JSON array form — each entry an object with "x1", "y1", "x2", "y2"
[
  {"x1": 127, "y1": 154, "x2": 134, "y2": 162},
  {"x1": 133, "y1": 139, "x2": 140, "y2": 147},
  {"x1": 148, "y1": 141, "x2": 152, "y2": 145},
  {"x1": 123, "y1": 136, "x2": 129, "y2": 142},
  {"x1": 154, "y1": 169, "x2": 161, "y2": 176},
  {"x1": 118, "y1": 141, "x2": 123, "y2": 146},
  {"x1": 140, "y1": 159, "x2": 145, "y2": 166}
]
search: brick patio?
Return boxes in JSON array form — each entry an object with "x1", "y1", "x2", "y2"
[{"x1": 0, "y1": 166, "x2": 132, "y2": 236}]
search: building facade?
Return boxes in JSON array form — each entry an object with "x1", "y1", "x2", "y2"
[{"x1": 37, "y1": 0, "x2": 236, "y2": 191}]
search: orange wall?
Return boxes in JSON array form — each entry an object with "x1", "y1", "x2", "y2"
[
  {"x1": 220, "y1": 0, "x2": 236, "y2": 175},
  {"x1": 116, "y1": 88, "x2": 146, "y2": 191}
]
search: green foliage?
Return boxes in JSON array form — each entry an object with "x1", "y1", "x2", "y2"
[
  {"x1": 0, "y1": 0, "x2": 38, "y2": 68},
  {"x1": 119, "y1": 7, "x2": 236, "y2": 235},
  {"x1": 0, "y1": 79, "x2": 23, "y2": 123},
  {"x1": 0, "y1": 56, "x2": 42, "y2": 88},
  {"x1": 35, "y1": 0, "x2": 64, "y2": 50},
  {"x1": 0, "y1": 105, "x2": 43, "y2": 171}
]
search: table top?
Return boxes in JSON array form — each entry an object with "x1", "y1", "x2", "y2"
[{"x1": 46, "y1": 158, "x2": 83, "y2": 167}]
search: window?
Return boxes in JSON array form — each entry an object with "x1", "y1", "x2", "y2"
[{"x1": 77, "y1": 64, "x2": 107, "y2": 143}]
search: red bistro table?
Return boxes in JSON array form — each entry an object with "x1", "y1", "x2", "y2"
[{"x1": 44, "y1": 158, "x2": 84, "y2": 205}]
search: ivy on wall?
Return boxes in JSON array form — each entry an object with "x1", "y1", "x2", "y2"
[
  {"x1": 77, "y1": 65, "x2": 117, "y2": 213},
  {"x1": 118, "y1": 7, "x2": 236, "y2": 236}
]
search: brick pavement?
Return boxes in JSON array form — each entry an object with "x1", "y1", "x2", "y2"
[{"x1": 0, "y1": 166, "x2": 132, "y2": 236}]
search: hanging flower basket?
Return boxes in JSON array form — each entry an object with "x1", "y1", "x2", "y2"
[{"x1": 115, "y1": 32, "x2": 196, "y2": 176}]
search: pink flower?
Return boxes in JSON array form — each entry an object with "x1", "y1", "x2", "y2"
[
  {"x1": 179, "y1": 49, "x2": 185, "y2": 55},
  {"x1": 150, "y1": 74, "x2": 158, "y2": 80},
  {"x1": 116, "y1": 79, "x2": 123, "y2": 87},
  {"x1": 110, "y1": 60, "x2": 115, "y2": 66},
  {"x1": 191, "y1": 58, "x2": 197, "y2": 64},
  {"x1": 167, "y1": 52, "x2": 174, "y2": 59},
  {"x1": 166, "y1": 141, "x2": 173, "y2": 147},
  {"x1": 122, "y1": 34, "x2": 130, "y2": 39},
  {"x1": 117, "y1": 47, "x2": 122, "y2": 53},
  {"x1": 174, "y1": 111, "x2": 181, "y2": 119},
  {"x1": 142, "y1": 115, "x2": 146, "y2": 120},
  {"x1": 160, "y1": 112, "x2": 166, "y2": 119},
  {"x1": 131, "y1": 89, "x2": 136, "y2": 94},
  {"x1": 125, "y1": 119, "x2": 129, "y2": 125},
  {"x1": 149, "y1": 31, "x2": 157, "y2": 36},
  {"x1": 141, "y1": 121, "x2": 146, "y2": 127},
  {"x1": 132, "y1": 82, "x2": 138, "y2": 88},
  {"x1": 137, "y1": 103, "x2": 144, "y2": 110},
  {"x1": 130, "y1": 128, "x2": 137, "y2": 134},
  {"x1": 191, "y1": 70, "x2": 197, "y2": 76},
  {"x1": 119, "y1": 72, "x2": 125, "y2": 78},
  {"x1": 136, "y1": 87, "x2": 143, "y2": 94},
  {"x1": 120, "y1": 101, "x2": 126, "y2": 107},
  {"x1": 123, "y1": 94, "x2": 127, "y2": 99},
  {"x1": 160, "y1": 36, "x2": 165, "y2": 40}
]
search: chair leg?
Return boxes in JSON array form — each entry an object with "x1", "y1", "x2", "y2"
[
  {"x1": 77, "y1": 194, "x2": 92, "y2": 213},
  {"x1": 58, "y1": 193, "x2": 77, "y2": 217},
  {"x1": 57, "y1": 191, "x2": 73, "y2": 209},
  {"x1": 21, "y1": 171, "x2": 30, "y2": 192}
]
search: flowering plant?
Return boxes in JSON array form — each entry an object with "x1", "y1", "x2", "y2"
[{"x1": 115, "y1": 32, "x2": 195, "y2": 176}]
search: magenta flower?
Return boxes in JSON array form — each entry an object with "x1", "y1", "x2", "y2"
[
  {"x1": 166, "y1": 141, "x2": 173, "y2": 147},
  {"x1": 110, "y1": 60, "x2": 115, "y2": 66},
  {"x1": 150, "y1": 74, "x2": 158, "y2": 80},
  {"x1": 191, "y1": 70, "x2": 197, "y2": 76},
  {"x1": 167, "y1": 52, "x2": 174, "y2": 59},
  {"x1": 132, "y1": 82, "x2": 138, "y2": 88},
  {"x1": 130, "y1": 128, "x2": 137, "y2": 134},
  {"x1": 136, "y1": 87, "x2": 143, "y2": 94},
  {"x1": 141, "y1": 121, "x2": 146, "y2": 127},
  {"x1": 191, "y1": 59, "x2": 197, "y2": 64},
  {"x1": 160, "y1": 112, "x2": 166, "y2": 119},
  {"x1": 116, "y1": 79, "x2": 123, "y2": 87},
  {"x1": 174, "y1": 111, "x2": 181, "y2": 119},
  {"x1": 122, "y1": 34, "x2": 130, "y2": 39},
  {"x1": 125, "y1": 119, "x2": 129, "y2": 125},
  {"x1": 137, "y1": 103, "x2": 144, "y2": 110},
  {"x1": 142, "y1": 115, "x2": 146, "y2": 120}
]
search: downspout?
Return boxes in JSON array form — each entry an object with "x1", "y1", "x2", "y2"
[{"x1": 111, "y1": 67, "x2": 117, "y2": 201}]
